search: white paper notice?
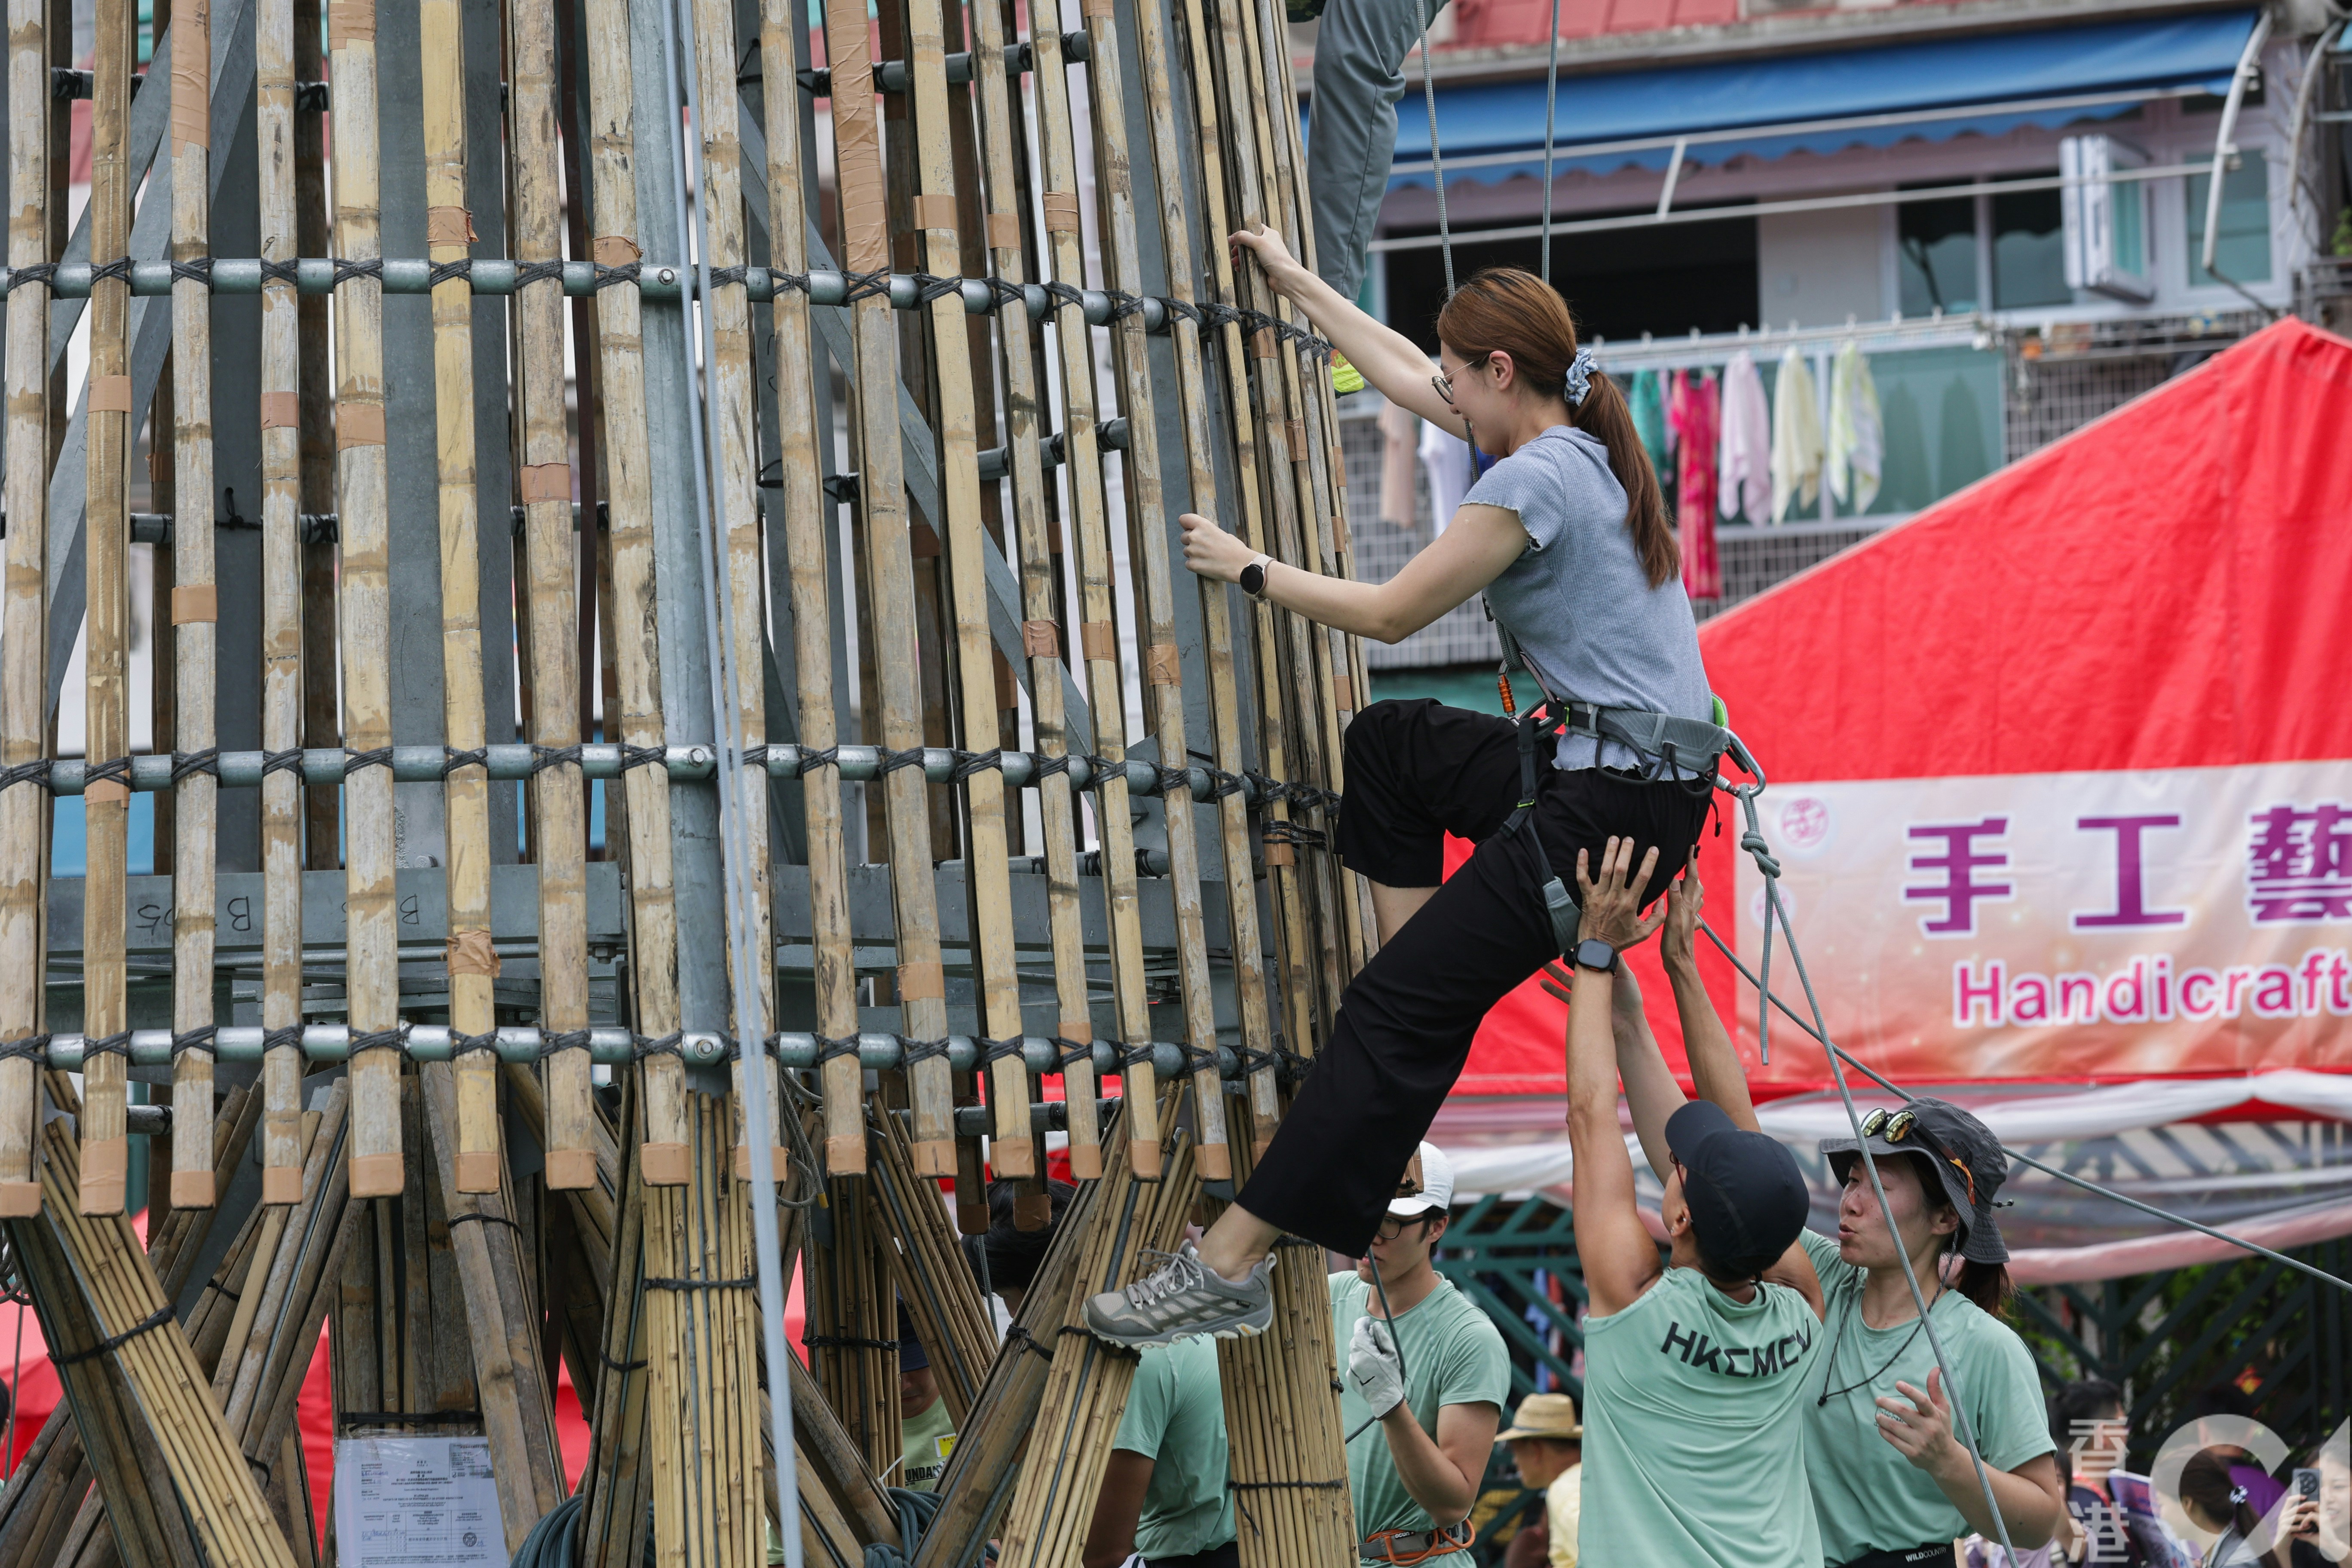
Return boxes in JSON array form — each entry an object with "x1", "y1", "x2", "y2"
[{"x1": 332, "y1": 1436, "x2": 506, "y2": 1568}]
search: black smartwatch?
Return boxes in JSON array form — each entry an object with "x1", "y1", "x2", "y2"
[
  {"x1": 1238, "y1": 554, "x2": 1272, "y2": 597},
  {"x1": 1573, "y1": 937, "x2": 1617, "y2": 973}
]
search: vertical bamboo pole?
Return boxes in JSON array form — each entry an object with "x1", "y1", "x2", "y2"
[
  {"x1": 1173, "y1": 0, "x2": 1296, "y2": 1151},
  {"x1": 584, "y1": 0, "x2": 688, "y2": 1184},
  {"x1": 683, "y1": 0, "x2": 784, "y2": 1185},
  {"x1": 421, "y1": 0, "x2": 501, "y2": 1193},
  {"x1": 167, "y1": 0, "x2": 220, "y2": 1210},
  {"x1": 1135, "y1": 0, "x2": 1282, "y2": 1160},
  {"x1": 510, "y1": 0, "x2": 597, "y2": 1193},
  {"x1": 894, "y1": 0, "x2": 1035, "y2": 1179},
  {"x1": 0, "y1": 0, "x2": 53, "y2": 1219},
  {"x1": 1072, "y1": 0, "x2": 1233, "y2": 1182},
  {"x1": 821, "y1": 0, "x2": 959, "y2": 1177},
  {"x1": 254, "y1": 0, "x2": 306, "y2": 1207},
  {"x1": 296, "y1": 0, "x2": 338, "y2": 872},
  {"x1": 1025, "y1": 0, "x2": 1162, "y2": 1173},
  {"x1": 330, "y1": 0, "x2": 404, "y2": 1200},
  {"x1": 78, "y1": 0, "x2": 135, "y2": 1217},
  {"x1": 960, "y1": 0, "x2": 1102, "y2": 1176},
  {"x1": 756, "y1": 0, "x2": 862, "y2": 1174}
]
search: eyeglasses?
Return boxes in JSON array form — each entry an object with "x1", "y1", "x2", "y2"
[
  {"x1": 1859, "y1": 1108, "x2": 1977, "y2": 1210},
  {"x1": 1431, "y1": 352, "x2": 1493, "y2": 408},
  {"x1": 1374, "y1": 1210, "x2": 1436, "y2": 1241}
]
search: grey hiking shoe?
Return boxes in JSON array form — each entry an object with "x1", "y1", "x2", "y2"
[{"x1": 1082, "y1": 1240, "x2": 1276, "y2": 1348}]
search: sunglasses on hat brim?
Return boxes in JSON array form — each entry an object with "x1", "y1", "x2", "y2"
[{"x1": 1857, "y1": 1107, "x2": 1977, "y2": 1211}]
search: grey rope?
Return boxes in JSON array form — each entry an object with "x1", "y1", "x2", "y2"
[
  {"x1": 1416, "y1": 0, "x2": 1452, "y2": 297},
  {"x1": 1540, "y1": 0, "x2": 1560, "y2": 284}
]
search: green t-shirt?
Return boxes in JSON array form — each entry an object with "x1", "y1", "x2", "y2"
[
  {"x1": 1331, "y1": 1271, "x2": 1512, "y2": 1568},
  {"x1": 1580, "y1": 1264, "x2": 1823, "y2": 1568},
  {"x1": 1112, "y1": 1337, "x2": 1237, "y2": 1559},
  {"x1": 1797, "y1": 1229, "x2": 2055, "y2": 1565},
  {"x1": 900, "y1": 1392, "x2": 957, "y2": 1492}
]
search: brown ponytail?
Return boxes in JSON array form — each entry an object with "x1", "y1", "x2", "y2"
[{"x1": 1434, "y1": 268, "x2": 1677, "y2": 590}]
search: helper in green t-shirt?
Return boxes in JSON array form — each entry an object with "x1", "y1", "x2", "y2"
[
  {"x1": 897, "y1": 1315, "x2": 957, "y2": 1492},
  {"x1": 1081, "y1": 1336, "x2": 1237, "y2": 1568},
  {"x1": 1799, "y1": 1095, "x2": 2063, "y2": 1566},
  {"x1": 1559, "y1": 843, "x2": 1826, "y2": 1568},
  {"x1": 1333, "y1": 1139, "x2": 1511, "y2": 1568}
]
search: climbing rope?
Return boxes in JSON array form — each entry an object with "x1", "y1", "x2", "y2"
[
  {"x1": 1540, "y1": 0, "x2": 1562, "y2": 284},
  {"x1": 1415, "y1": 0, "x2": 1454, "y2": 297}
]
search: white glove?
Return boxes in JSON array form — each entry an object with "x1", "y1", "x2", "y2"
[{"x1": 1348, "y1": 1315, "x2": 1405, "y2": 1420}]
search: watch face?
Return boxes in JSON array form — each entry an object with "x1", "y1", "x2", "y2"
[
  {"x1": 1576, "y1": 938, "x2": 1615, "y2": 971},
  {"x1": 1240, "y1": 562, "x2": 1264, "y2": 594}
]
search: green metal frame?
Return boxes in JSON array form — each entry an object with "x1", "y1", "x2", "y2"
[{"x1": 1434, "y1": 1193, "x2": 1589, "y2": 1404}]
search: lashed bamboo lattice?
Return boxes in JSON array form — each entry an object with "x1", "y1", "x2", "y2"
[{"x1": 0, "y1": 0, "x2": 1368, "y2": 1557}]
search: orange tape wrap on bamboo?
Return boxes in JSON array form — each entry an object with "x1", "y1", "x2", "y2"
[
  {"x1": 446, "y1": 928, "x2": 502, "y2": 977},
  {"x1": 897, "y1": 961, "x2": 946, "y2": 1001},
  {"x1": 826, "y1": 20, "x2": 889, "y2": 274},
  {"x1": 336, "y1": 404, "x2": 386, "y2": 448},
  {"x1": 260, "y1": 391, "x2": 300, "y2": 428},
  {"x1": 170, "y1": 584, "x2": 218, "y2": 624},
  {"x1": 1021, "y1": 619, "x2": 1060, "y2": 659},
  {"x1": 1080, "y1": 621, "x2": 1115, "y2": 662},
  {"x1": 1041, "y1": 191, "x2": 1081, "y2": 235},
  {"x1": 426, "y1": 205, "x2": 478, "y2": 247},
  {"x1": 326, "y1": 0, "x2": 374, "y2": 47},
  {"x1": 518, "y1": 463, "x2": 571, "y2": 504},
  {"x1": 986, "y1": 212, "x2": 1023, "y2": 251},
  {"x1": 593, "y1": 234, "x2": 643, "y2": 267},
  {"x1": 913, "y1": 193, "x2": 957, "y2": 235},
  {"x1": 1082, "y1": 0, "x2": 1115, "y2": 16},
  {"x1": 170, "y1": 44, "x2": 209, "y2": 153},
  {"x1": 1147, "y1": 642, "x2": 1181, "y2": 685},
  {"x1": 89, "y1": 375, "x2": 133, "y2": 413}
]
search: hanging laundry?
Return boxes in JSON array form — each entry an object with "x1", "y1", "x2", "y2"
[
  {"x1": 1667, "y1": 370, "x2": 1721, "y2": 602},
  {"x1": 1769, "y1": 347, "x2": 1823, "y2": 524},
  {"x1": 1717, "y1": 349, "x2": 1770, "y2": 526},
  {"x1": 1418, "y1": 414, "x2": 1476, "y2": 535},
  {"x1": 1826, "y1": 340, "x2": 1883, "y2": 513},
  {"x1": 1378, "y1": 397, "x2": 1419, "y2": 529},
  {"x1": 1629, "y1": 366, "x2": 1669, "y2": 475}
]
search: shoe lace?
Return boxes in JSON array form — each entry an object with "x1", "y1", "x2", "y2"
[{"x1": 1123, "y1": 1247, "x2": 1205, "y2": 1309}]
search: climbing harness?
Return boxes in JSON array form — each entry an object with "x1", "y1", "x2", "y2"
[{"x1": 1360, "y1": 1521, "x2": 1476, "y2": 1565}]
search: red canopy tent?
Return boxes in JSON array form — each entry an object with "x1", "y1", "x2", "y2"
[{"x1": 1450, "y1": 317, "x2": 2352, "y2": 1104}]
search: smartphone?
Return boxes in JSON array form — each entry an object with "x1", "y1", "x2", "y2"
[{"x1": 2297, "y1": 1467, "x2": 2322, "y2": 1502}]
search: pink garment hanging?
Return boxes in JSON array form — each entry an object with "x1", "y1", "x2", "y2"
[{"x1": 1667, "y1": 370, "x2": 1721, "y2": 602}]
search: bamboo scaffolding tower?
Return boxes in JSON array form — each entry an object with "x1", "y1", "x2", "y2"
[{"x1": 0, "y1": 0, "x2": 1373, "y2": 1553}]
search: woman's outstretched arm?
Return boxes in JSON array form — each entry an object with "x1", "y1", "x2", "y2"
[
  {"x1": 1231, "y1": 224, "x2": 1469, "y2": 441},
  {"x1": 1179, "y1": 502, "x2": 1525, "y2": 643}
]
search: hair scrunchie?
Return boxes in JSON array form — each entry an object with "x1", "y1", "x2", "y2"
[{"x1": 1563, "y1": 347, "x2": 1597, "y2": 409}]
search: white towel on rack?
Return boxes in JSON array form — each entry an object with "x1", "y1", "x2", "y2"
[
  {"x1": 1769, "y1": 346, "x2": 1822, "y2": 524},
  {"x1": 1717, "y1": 349, "x2": 1770, "y2": 524},
  {"x1": 1826, "y1": 340, "x2": 1883, "y2": 513}
]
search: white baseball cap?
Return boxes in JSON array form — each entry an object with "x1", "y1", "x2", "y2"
[{"x1": 1386, "y1": 1141, "x2": 1455, "y2": 1218}]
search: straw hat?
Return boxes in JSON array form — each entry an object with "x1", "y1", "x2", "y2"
[{"x1": 1497, "y1": 1392, "x2": 1582, "y2": 1442}]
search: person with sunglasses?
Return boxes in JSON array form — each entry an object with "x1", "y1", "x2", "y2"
[
  {"x1": 1330, "y1": 1140, "x2": 1510, "y2": 1568},
  {"x1": 1084, "y1": 228, "x2": 1715, "y2": 1356},
  {"x1": 1605, "y1": 864, "x2": 2058, "y2": 1567}
]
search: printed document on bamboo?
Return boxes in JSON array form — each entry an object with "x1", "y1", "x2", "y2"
[{"x1": 333, "y1": 1436, "x2": 505, "y2": 1567}]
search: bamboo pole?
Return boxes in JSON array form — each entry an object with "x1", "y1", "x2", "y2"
[
  {"x1": 959, "y1": 0, "x2": 1102, "y2": 1179},
  {"x1": 252, "y1": 0, "x2": 305, "y2": 1207},
  {"x1": 582, "y1": 1092, "x2": 652, "y2": 1568},
  {"x1": 421, "y1": 0, "x2": 502, "y2": 1193},
  {"x1": 1185, "y1": 0, "x2": 1298, "y2": 1152},
  {"x1": 509, "y1": 0, "x2": 596, "y2": 1194},
  {"x1": 582, "y1": 0, "x2": 689, "y2": 1187},
  {"x1": 864, "y1": 1109, "x2": 996, "y2": 1422},
  {"x1": 1024, "y1": 0, "x2": 1163, "y2": 1173},
  {"x1": 165, "y1": 0, "x2": 219, "y2": 1211},
  {"x1": 326, "y1": 0, "x2": 404, "y2": 1200},
  {"x1": 295, "y1": 0, "x2": 337, "y2": 874},
  {"x1": 0, "y1": 0, "x2": 53, "y2": 1219},
  {"x1": 1071, "y1": 0, "x2": 1234, "y2": 1182},
  {"x1": 892, "y1": 0, "x2": 1037, "y2": 1181},
  {"x1": 821, "y1": 0, "x2": 959, "y2": 1178},
  {"x1": 683, "y1": 0, "x2": 785, "y2": 1187},
  {"x1": 77, "y1": 0, "x2": 135, "y2": 1217},
  {"x1": 756, "y1": 0, "x2": 861, "y2": 1179}
]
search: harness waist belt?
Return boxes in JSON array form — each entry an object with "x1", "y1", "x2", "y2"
[
  {"x1": 1555, "y1": 698, "x2": 1738, "y2": 774},
  {"x1": 1358, "y1": 1521, "x2": 1475, "y2": 1564}
]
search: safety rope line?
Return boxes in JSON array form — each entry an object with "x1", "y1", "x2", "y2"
[
  {"x1": 1541, "y1": 0, "x2": 1562, "y2": 284},
  {"x1": 1415, "y1": 0, "x2": 1452, "y2": 297}
]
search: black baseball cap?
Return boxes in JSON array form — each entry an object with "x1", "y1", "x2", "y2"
[
  {"x1": 1666, "y1": 1101, "x2": 1811, "y2": 1279},
  {"x1": 1820, "y1": 1097, "x2": 2009, "y2": 1265},
  {"x1": 897, "y1": 1302, "x2": 929, "y2": 1372}
]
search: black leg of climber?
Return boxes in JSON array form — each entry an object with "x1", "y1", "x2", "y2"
[{"x1": 1083, "y1": 239, "x2": 1726, "y2": 1348}]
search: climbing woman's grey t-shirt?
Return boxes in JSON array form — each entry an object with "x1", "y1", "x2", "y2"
[{"x1": 1464, "y1": 426, "x2": 1711, "y2": 773}]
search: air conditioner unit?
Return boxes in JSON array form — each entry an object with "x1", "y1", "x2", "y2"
[{"x1": 2061, "y1": 134, "x2": 2156, "y2": 303}]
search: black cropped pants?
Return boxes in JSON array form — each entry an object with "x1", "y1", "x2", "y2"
[{"x1": 1235, "y1": 699, "x2": 1712, "y2": 1256}]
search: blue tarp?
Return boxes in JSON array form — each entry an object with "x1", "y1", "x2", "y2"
[{"x1": 1350, "y1": 9, "x2": 2258, "y2": 189}]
